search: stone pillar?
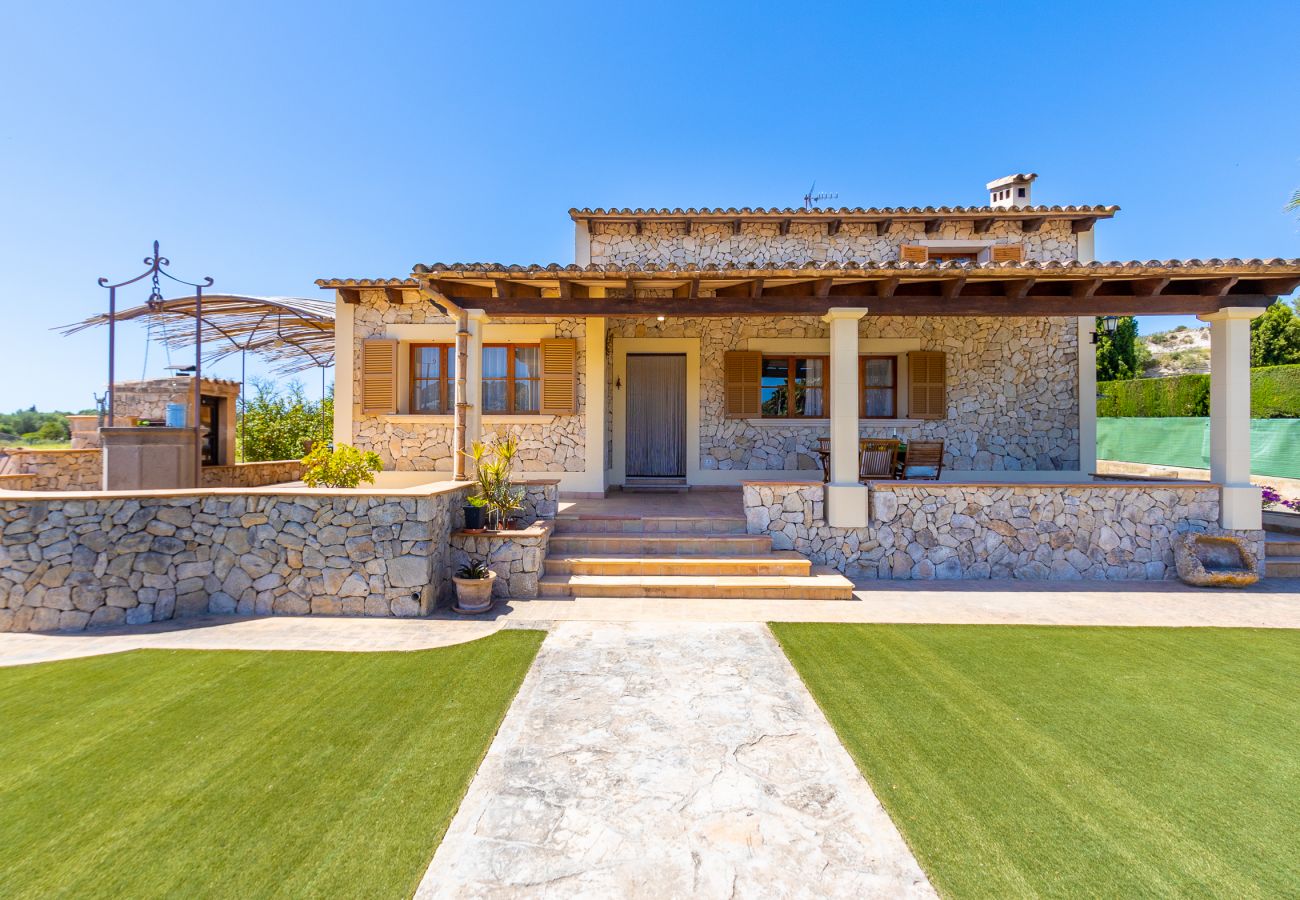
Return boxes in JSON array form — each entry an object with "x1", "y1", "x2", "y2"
[
  {"x1": 464, "y1": 310, "x2": 488, "y2": 448},
  {"x1": 1198, "y1": 306, "x2": 1265, "y2": 529},
  {"x1": 823, "y1": 308, "x2": 869, "y2": 527}
]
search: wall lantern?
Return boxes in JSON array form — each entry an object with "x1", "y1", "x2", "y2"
[{"x1": 1091, "y1": 315, "x2": 1120, "y2": 345}]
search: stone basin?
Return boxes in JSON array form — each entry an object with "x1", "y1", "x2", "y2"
[{"x1": 1173, "y1": 533, "x2": 1259, "y2": 588}]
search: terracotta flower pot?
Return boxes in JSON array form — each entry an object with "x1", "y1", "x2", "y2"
[{"x1": 452, "y1": 570, "x2": 497, "y2": 613}]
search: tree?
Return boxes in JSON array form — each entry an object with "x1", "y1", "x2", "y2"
[
  {"x1": 1095, "y1": 316, "x2": 1149, "y2": 381},
  {"x1": 237, "y1": 379, "x2": 333, "y2": 462},
  {"x1": 1250, "y1": 298, "x2": 1300, "y2": 367}
]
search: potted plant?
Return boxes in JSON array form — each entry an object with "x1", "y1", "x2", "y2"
[
  {"x1": 463, "y1": 495, "x2": 488, "y2": 533},
  {"x1": 463, "y1": 435, "x2": 526, "y2": 531},
  {"x1": 453, "y1": 559, "x2": 496, "y2": 613}
]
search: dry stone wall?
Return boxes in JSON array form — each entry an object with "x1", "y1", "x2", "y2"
[
  {"x1": 0, "y1": 485, "x2": 468, "y2": 633},
  {"x1": 451, "y1": 521, "x2": 551, "y2": 598},
  {"x1": 0, "y1": 449, "x2": 103, "y2": 491},
  {"x1": 589, "y1": 220, "x2": 1078, "y2": 266},
  {"x1": 351, "y1": 293, "x2": 587, "y2": 473},
  {"x1": 201, "y1": 460, "x2": 304, "y2": 488},
  {"x1": 743, "y1": 481, "x2": 1263, "y2": 580},
  {"x1": 608, "y1": 314, "x2": 1080, "y2": 473}
]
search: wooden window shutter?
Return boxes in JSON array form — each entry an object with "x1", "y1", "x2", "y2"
[
  {"x1": 361, "y1": 339, "x2": 398, "y2": 415},
  {"x1": 908, "y1": 351, "x2": 946, "y2": 420},
  {"x1": 899, "y1": 244, "x2": 929, "y2": 263},
  {"x1": 991, "y1": 244, "x2": 1024, "y2": 262},
  {"x1": 539, "y1": 338, "x2": 577, "y2": 414},
  {"x1": 723, "y1": 351, "x2": 762, "y2": 417}
]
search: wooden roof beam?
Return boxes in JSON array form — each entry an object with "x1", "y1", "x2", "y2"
[
  {"x1": 730, "y1": 218, "x2": 742, "y2": 236},
  {"x1": 1132, "y1": 277, "x2": 1171, "y2": 297},
  {"x1": 778, "y1": 218, "x2": 791, "y2": 236},
  {"x1": 382, "y1": 286, "x2": 406, "y2": 304},
  {"x1": 875, "y1": 219, "x2": 893, "y2": 236},
  {"x1": 923, "y1": 217, "x2": 943, "y2": 235},
  {"x1": 875, "y1": 275, "x2": 901, "y2": 299},
  {"x1": 972, "y1": 217, "x2": 994, "y2": 235},
  {"x1": 941, "y1": 273, "x2": 967, "y2": 300},
  {"x1": 1005, "y1": 277, "x2": 1036, "y2": 300},
  {"x1": 1198, "y1": 276, "x2": 1238, "y2": 297},
  {"x1": 1071, "y1": 216, "x2": 1098, "y2": 234},
  {"x1": 827, "y1": 218, "x2": 842, "y2": 237},
  {"x1": 1072, "y1": 277, "x2": 1104, "y2": 299},
  {"x1": 672, "y1": 278, "x2": 700, "y2": 299},
  {"x1": 1021, "y1": 217, "x2": 1046, "y2": 233},
  {"x1": 338, "y1": 287, "x2": 362, "y2": 305}
]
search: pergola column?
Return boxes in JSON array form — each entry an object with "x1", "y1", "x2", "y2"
[
  {"x1": 823, "y1": 307, "x2": 869, "y2": 528},
  {"x1": 1198, "y1": 306, "x2": 1265, "y2": 530},
  {"x1": 463, "y1": 309, "x2": 488, "y2": 451}
]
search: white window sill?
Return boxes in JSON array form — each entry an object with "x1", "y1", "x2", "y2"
[
  {"x1": 379, "y1": 414, "x2": 555, "y2": 424},
  {"x1": 744, "y1": 418, "x2": 927, "y2": 428}
]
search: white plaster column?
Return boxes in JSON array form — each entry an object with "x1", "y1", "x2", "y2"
[
  {"x1": 332, "y1": 292, "x2": 355, "y2": 448},
  {"x1": 1198, "y1": 306, "x2": 1265, "y2": 529},
  {"x1": 580, "y1": 316, "x2": 607, "y2": 494},
  {"x1": 574, "y1": 221, "x2": 592, "y2": 266},
  {"x1": 1077, "y1": 319, "x2": 1097, "y2": 475},
  {"x1": 464, "y1": 310, "x2": 487, "y2": 448},
  {"x1": 823, "y1": 308, "x2": 869, "y2": 527}
]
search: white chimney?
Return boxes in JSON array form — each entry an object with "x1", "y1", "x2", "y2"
[{"x1": 986, "y1": 173, "x2": 1037, "y2": 209}]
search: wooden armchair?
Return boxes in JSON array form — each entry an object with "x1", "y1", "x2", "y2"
[
  {"x1": 859, "y1": 439, "x2": 901, "y2": 481},
  {"x1": 816, "y1": 436, "x2": 831, "y2": 483},
  {"x1": 901, "y1": 440, "x2": 944, "y2": 480}
]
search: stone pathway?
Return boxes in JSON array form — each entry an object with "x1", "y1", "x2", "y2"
[{"x1": 416, "y1": 622, "x2": 935, "y2": 899}]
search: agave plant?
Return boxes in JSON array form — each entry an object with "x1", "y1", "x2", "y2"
[{"x1": 462, "y1": 434, "x2": 526, "y2": 530}]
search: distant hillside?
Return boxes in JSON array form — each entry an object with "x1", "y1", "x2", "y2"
[{"x1": 1141, "y1": 325, "x2": 1209, "y2": 376}]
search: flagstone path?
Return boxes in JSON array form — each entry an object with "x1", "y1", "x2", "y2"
[{"x1": 415, "y1": 621, "x2": 935, "y2": 899}]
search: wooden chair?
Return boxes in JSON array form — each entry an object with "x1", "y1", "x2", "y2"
[
  {"x1": 858, "y1": 439, "x2": 900, "y2": 481},
  {"x1": 901, "y1": 440, "x2": 944, "y2": 480},
  {"x1": 816, "y1": 437, "x2": 831, "y2": 482}
]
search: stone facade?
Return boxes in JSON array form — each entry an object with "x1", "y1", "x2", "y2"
[
  {"x1": 743, "y1": 481, "x2": 1263, "y2": 581},
  {"x1": 588, "y1": 219, "x2": 1078, "y2": 267},
  {"x1": 451, "y1": 521, "x2": 552, "y2": 598},
  {"x1": 0, "y1": 448, "x2": 103, "y2": 491},
  {"x1": 350, "y1": 292, "x2": 587, "y2": 473},
  {"x1": 0, "y1": 484, "x2": 469, "y2": 633},
  {"x1": 609, "y1": 314, "x2": 1079, "y2": 473}
]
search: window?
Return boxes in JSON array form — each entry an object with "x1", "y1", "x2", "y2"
[
  {"x1": 410, "y1": 344, "x2": 454, "y2": 413},
  {"x1": 860, "y1": 356, "x2": 897, "y2": 418},
  {"x1": 761, "y1": 356, "x2": 827, "y2": 418},
  {"x1": 928, "y1": 250, "x2": 979, "y2": 264},
  {"x1": 482, "y1": 344, "x2": 540, "y2": 414}
]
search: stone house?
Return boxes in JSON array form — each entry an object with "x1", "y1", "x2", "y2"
[{"x1": 318, "y1": 173, "x2": 1299, "y2": 579}]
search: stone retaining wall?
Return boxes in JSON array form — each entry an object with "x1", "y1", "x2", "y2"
[
  {"x1": 0, "y1": 448, "x2": 103, "y2": 491},
  {"x1": 450, "y1": 521, "x2": 552, "y2": 598},
  {"x1": 743, "y1": 481, "x2": 1263, "y2": 581},
  {"x1": 201, "y1": 460, "x2": 304, "y2": 488},
  {"x1": 0, "y1": 484, "x2": 469, "y2": 633}
]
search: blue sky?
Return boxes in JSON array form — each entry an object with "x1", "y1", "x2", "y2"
[{"x1": 1, "y1": 0, "x2": 1297, "y2": 411}]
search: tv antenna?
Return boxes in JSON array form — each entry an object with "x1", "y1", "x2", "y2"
[{"x1": 803, "y1": 182, "x2": 838, "y2": 210}]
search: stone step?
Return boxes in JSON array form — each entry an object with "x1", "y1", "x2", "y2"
[
  {"x1": 544, "y1": 551, "x2": 812, "y2": 577},
  {"x1": 547, "y1": 532, "x2": 772, "y2": 556},
  {"x1": 536, "y1": 566, "x2": 854, "y2": 600},
  {"x1": 1264, "y1": 534, "x2": 1300, "y2": 557},
  {"x1": 553, "y1": 515, "x2": 749, "y2": 535},
  {"x1": 1264, "y1": 557, "x2": 1300, "y2": 578}
]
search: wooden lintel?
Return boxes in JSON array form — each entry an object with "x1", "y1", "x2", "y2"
[
  {"x1": 923, "y1": 217, "x2": 943, "y2": 235},
  {"x1": 972, "y1": 217, "x2": 994, "y2": 235},
  {"x1": 827, "y1": 219, "x2": 842, "y2": 237},
  {"x1": 1021, "y1": 217, "x2": 1046, "y2": 233},
  {"x1": 941, "y1": 274, "x2": 966, "y2": 300},
  {"x1": 1070, "y1": 217, "x2": 1098, "y2": 234},
  {"x1": 1006, "y1": 277, "x2": 1036, "y2": 300},
  {"x1": 338, "y1": 287, "x2": 362, "y2": 304},
  {"x1": 875, "y1": 219, "x2": 893, "y2": 236},
  {"x1": 1199, "y1": 276, "x2": 1238, "y2": 297},
  {"x1": 778, "y1": 218, "x2": 791, "y2": 236},
  {"x1": 1072, "y1": 277, "x2": 1103, "y2": 299},
  {"x1": 1132, "y1": 277, "x2": 1171, "y2": 297}
]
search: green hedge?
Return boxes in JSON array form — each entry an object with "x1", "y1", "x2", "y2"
[{"x1": 1098, "y1": 364, "x2": 1300, "y2": 418}]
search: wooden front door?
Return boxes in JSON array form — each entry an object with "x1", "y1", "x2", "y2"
[{"x1": 626, "y1": 354, "x2": 686, "y2": 478}]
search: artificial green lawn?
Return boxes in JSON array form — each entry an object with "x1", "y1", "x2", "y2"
[
  {"x1": 0, "y1": 630, "x2": 544, "y2": 899},
  {"x1": 772, "y1": 624, "x2": 1300, "y2": 899}
]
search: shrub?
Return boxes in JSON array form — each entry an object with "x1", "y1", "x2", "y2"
[
  {"x1": 300, "y1": 443, "x2": 382, "y2": 489},
  {"x1": 1251, "y1": 365, "x2": 1300, "y2": 418},
  {"x1": 1098, "y1": 364, "x2": 1300, "y2": 418},
  {"x1": 238, "y1": 379, "x2": 333, "y2": 462}
]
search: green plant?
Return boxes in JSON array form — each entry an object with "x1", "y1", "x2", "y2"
[
  {"x1": 1098, "y1": 364, "x2": 1300, "y2": 418},
  {"x1": 300, "y1": 443, "x2": 382, "y2": 488},
  {"x1": 1250, "y1": 299, "x2": 1300, "y2": 367},
  {"x1": 462, "y1": 435, "x2": 525, "y2": 530},
  {"x1": 1096, "y1": 315, "x2": 1148, "y2": 381},
  {"x1": 455, "y1": 559, "x2": 492, "y2": 579},
  {"x1": 237, "y1": 379, "x2": 334, "y2": 462}
]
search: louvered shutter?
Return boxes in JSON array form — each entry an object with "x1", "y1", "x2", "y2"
[
  {"x1": 539, "y1": 338, "x2": 577, "y2": 414},
  {"x1": 991, "y1": 244, "x2": 1024, "y2": 262},
  {"x1": 723, "y1": 351, "x2": 762, "y2": 418},
  {"x1": 361, "y1": 339, "x2": 398, "y2": 415},
  {"x1": 899, "y1": 244, "x2": 929, "y2": 263},
  {"x1": 908, "y1": 351, "x2": 946, "y2": 420}
]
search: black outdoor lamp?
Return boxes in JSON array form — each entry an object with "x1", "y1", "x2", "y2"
[{"x1": 1091, "y1": 315, "x2": 1120, "y2": 344}]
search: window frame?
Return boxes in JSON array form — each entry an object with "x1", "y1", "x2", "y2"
[
  {"x1": 409, "y1": 343, "x2": 453, "y2": 414},
  {"x1": 859, "y1": 355, "x2": 899, "y2": 419},
  {"x1": 481, "y1": 343, "x2": 541, "y2": 415},
  {"x1": 758, "y1": 354, "x2": 830, "y2": 419}
]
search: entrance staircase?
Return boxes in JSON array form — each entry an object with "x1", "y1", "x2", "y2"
[
  {"x1": 1264, "y1": 532, "x2": 1300, "y2": 578},
  {"x1": 538, "y1": 506, "x2": 854, "y2": 600}
]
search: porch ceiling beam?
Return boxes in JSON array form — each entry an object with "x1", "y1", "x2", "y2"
[
  {"x1": 447, "y1": 293, "x2": 1275, "y2": 318},
  {"x1": 1199, "y1": 276, "x2": 1238, "y2": 296},
  {"x1": 382, "y1": 286, "x2": 406, "y2": 304},
  {"x1": 338, "y1": 287, "x2": 362, "y2": 305},
  {"x1": 1071, "y1": 216, "x2": 1098, "y2": 234},
  {"x1": 971, "y1": 217, "x2": 994, "y2": 235},
  {"x1": 672, "y1": 278, "x2": 700, "y2": 299},
  {"x1": 426, "y1": 278, "x2": 492, "y2": 300},
  {"x1": 1131, "y1": 276, "x2": 1171, "y2": 297},
  {"x1": 875, "y1": 218, "x2": 893, "y2": 236},
  {"x1": 1005, "y1": 277, "x2": 1036, "y2": 300},
  {"x1": 923, "y1": 217, "x2": 943, "y2": 235},
  {"x1": 940, "y1": 273, "x2": 966, "y2": 300},
  {"x1": 875, "y1": 275, "x2": 901, "y2": 299},
  {"x1": 1072, "y1": 277, "x2": 1103, "y2": 299},
  {"x1": 1020, "y1": 217, "x2": 1046, "y2": 233},
  {"x1": 1242, "y1": 276, "x2": 1300, "y2": 295}
]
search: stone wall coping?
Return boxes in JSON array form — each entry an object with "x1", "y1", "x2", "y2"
[
  {"x1": 452, "y1": 520, "x2": 554, "y2": 540},
  {"x1": 869, "y1": 480, "x2": 1220, "y2": 490},
  {"x1": 518, "y1": 478, "x2": 562, "y2": 485},
  {"x1": 0, "y1": 447, "x2": 102, "y2": 455},
  {"x1": 0, "y1": 479, "x2": 472, "y2": 503},
  {"x1": 205, "y1": 459, "x2": 303, "y2": 470}
]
